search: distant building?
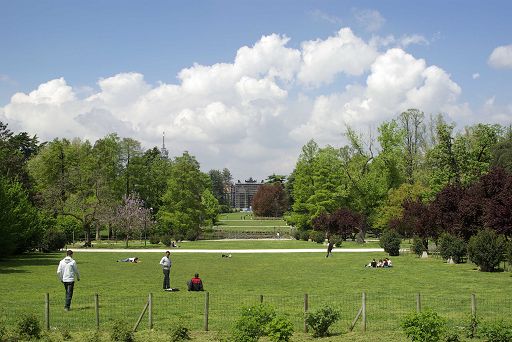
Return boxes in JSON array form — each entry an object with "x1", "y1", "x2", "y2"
[{"x1": 230, "y1": 177, "x2": 263, "y2": 210}]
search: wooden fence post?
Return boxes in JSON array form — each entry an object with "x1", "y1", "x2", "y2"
[
  {"x1": 148, "y1": 293, "x2": 153, "y2": 330},
  {"x1": 204, "y1": 292, "x2": 209, "y2": 331},
  {"x1": 259, "y1": 295, "x2": 263, "y2": 303},
  {"x1": 362, "y1": 292, "x2": 366, "y2": 332},
  {"x1": 94, "y1": 294, "x2": 99, "y2": 330},
  {"x1": 416, "y1": 293, "x2": 421, "y2": 312},
  {"x1": 304, "y1": 294, "x2": 309, "y2": 333},
  {"x1": 44, "y1": 293, "x2": 50, "y2": 330},
  {"x1": 471, "y1": 293, "x2": 477, "y2": 337}
]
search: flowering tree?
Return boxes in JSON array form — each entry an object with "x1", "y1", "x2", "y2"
[{"x1": 114, "y1": 193, "x2": 153, "y2": 247}]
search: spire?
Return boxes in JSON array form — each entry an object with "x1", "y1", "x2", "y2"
[{"x1": 161, "y1": 131, "x2": 169, "y2": 158}]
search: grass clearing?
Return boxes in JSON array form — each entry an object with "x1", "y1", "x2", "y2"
[{"x1": 1, "y1": 245, "x2": 510, "y2": 341}]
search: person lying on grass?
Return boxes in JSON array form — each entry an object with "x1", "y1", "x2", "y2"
[{"x1": 117, "y1": 257, "x2": 139, "y2": 263}]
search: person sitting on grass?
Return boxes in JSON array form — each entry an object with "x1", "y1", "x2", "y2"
[
  {"x1": 385, "y1": 258, "x2": 393, "y2": 267},
  {"x1": 187, "y1": 273, "x2": 204, "y2": 291},
  {"x1": 117, "y1": 257, "x2": 139, "y2": 263}
]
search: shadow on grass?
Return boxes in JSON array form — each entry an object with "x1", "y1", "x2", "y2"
[{"x1": 0, "y1": 253, "x2": 61, "y2": 271}]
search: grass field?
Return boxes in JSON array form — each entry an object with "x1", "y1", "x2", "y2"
[{"x1": 1, "y1": 243, "x2": 511, "y2": 341}]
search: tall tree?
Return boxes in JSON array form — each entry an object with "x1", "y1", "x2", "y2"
[
  {"x1": 399, "y1": 109, "x2": 426, "y2": 184},
  {"x1": 158, "y1": 152, "x2": 211, "y2": 240},
  {"x1": 253, "y1": 183, "x2": 289, "y2": 217}
]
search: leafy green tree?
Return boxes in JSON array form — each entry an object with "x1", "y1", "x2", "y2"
[
  {"x1": 201, "y1": 189, "x2": 220, "y2": 226},
  {"x1": 0, "y1": 177, "x2": 42, "y2": 257},
  {"x1": 28, "y1": 138, "x2": 98, "y2": 244},
  {"x1": 399, "y1": 109, "x2": 426, "y2": 184},
  {"x1": 158, "y1": 152, "x2": 210, "y2": 240},
  {"x1": 468, "y1": 229, "x2": 506, "y2": 272}
]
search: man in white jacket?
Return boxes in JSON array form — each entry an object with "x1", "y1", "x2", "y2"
[
  {"x1": 159, "y1": 250, "x2": 171, "y2": 290},
  {"x1": 57, "y1": 250, "x2": 80, "y2": 311}
]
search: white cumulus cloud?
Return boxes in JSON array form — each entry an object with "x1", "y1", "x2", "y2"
[{"x1": 488, "y1": 44, "x2": 512, "y2": 69}]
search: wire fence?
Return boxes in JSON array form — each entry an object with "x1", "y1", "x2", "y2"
[{"x1": 2, "y1": 292, "x2": 511, "y2": 334}]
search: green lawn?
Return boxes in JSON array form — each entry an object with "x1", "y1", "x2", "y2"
[
  {"x1": 66, "y1": 239, "x2": 383, "y2": 249},
  {"x1": 1, "y1": 248, "x2": 510, "y2": 341}
]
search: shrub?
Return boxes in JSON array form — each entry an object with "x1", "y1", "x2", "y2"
[
  {"x1": 411, "y1": 237, "x2": 425, "y2": 256},
  {"x1": 161, "y1": 235, "x2": 173, "y2": 247},
  {"x1": 266, "y1": 316, "x2": 294, "y2": 342},
  {"x1": 149, "y1": 234, "x2": 160, "y2": 245},
  {"x1": 309, "y1": 230, "x2": 325, "y2": 244},
  {"x1": 379, "y1": 229, "x2": 401, "y2": 256},
  {"x1": 232, "y1": 304, "x2": 276, "y2": 342},
  {"x1": 169, "y1": 322, "x2": 191, "y2": 341},
  {"x1": 401, "y1": 309, "x2": 446, "y2": 342},
  {"x1": 467, "y1": 229, "x2": 506, "y2": 272},
  {"x1": 506, "y1": 240, "x2": 512, "y2": 268},
  {"x1": 463, "y1": 314, "x2": 479, "y2": 339},
  {"x1": 40, "y1": 228, "x2": 67, "y2": 252},
  {"x1": 305, "y1": 305, "x2": 340, "y2": 337},
  {"x1": 294, "y1": 229, "x2": 309, "y2": 241},
  {"x1": 438, "y1": 233, "x2": 467, "y2": 263},
  {"x1": 330, "y1": 234, "x2": 343, "y2": 248},
  {"x1": 480, "y1": 320, "x2": 512, "y2": 342},
  {"x1": 110, "y1": 320, "x2": 134, "y2": 342},
  {"x1": 185, "y1": 228, "x2": 200, "y2": 241},
  {"x1": 444, "y1": 331, "x2": 461, "y2": 342},
  {"x1": 15, "y1": 313, "x2": 41, "y2": 339}
]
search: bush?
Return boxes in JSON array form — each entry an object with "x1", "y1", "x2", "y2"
[
  {"x1": 232, "y1": 304, "x2": 276, "y2": 342},
  {"x1": 169, "y1": 322, "x2": 191, "y2": 341},
  {"x1": 438, "y1": 233, "x2": 467, "y2": 263},
  {"x1": 161, "y1": 235, "x2": 173, "y2": 247},
  {"x1": 379, "y1": 229, "x2": 401, "y2": 256},
  {"x1": 401, "y1": 309, "x2": 446, "y2": 342},
  {"x1": 467, "y1": 229, "x2": 506, "y2": 272},
  {"x1": 309, "y1": 230, "x2": 325, "y2": 244},
  {"x1": 149, "y1": 234, "x2": 160, "y2": 245},
  {"x1": 463, "y1": 314, "x2": 479, "y2": 339},
  {"x1": 266, "y1": 316, "x2": 294, "y2": 342},
  {"x1": 110, "y1": 320, "x2": 134, "y2": 342},
  {"x1": 506, "y1": 240, "x2": 512, "y2": 268},
  {"x1": 40, "y1": 228, "x2": 67, "y2": 252},
  {"x1": 185, "y1": 228, "x2": 200, "y2": 241},
  {"x1": 294, "y1": 229, "x2": 309, "y2": 241},
  {"x1": 16, "y1": 313, "x2": 41, "y2": 339},
  {"x1": 480, "y1": 320, "x2": 512, "y2": 342},
  {"x1": 305, "y1": 305, "x2": 340, "y2": 337},
  {"x1": 411, "y1": 237, "x2": 426, "y2": 256}
]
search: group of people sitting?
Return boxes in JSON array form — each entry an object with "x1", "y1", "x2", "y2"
[{"x1": 365, "y1": 258, "x2": 393, "y2": 268}]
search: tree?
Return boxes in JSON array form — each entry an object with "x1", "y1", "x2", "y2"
[
  {"x1": 0, "y1": 177, "x2": 42, "y2": 257},
  {"x1": 28, "y1": 138, "x2": 98, "y2": 245},
  {"x1": 313, "y1": 207, "x2": 362, "y2": 241},
  {"x1": 113, "y1": 193, "x2": 151, "y2": 247},
  {"x1": 158, "y1": 152, "x2": 210, "y2": 240},
  {"x1": 252, "y1": 183, "x2": 289, "y2": 217},
  {"x1": 208, "y1": 169, "x2": 226, "y2": 205},
  {"x1": 201, "y1": 189, "x2": 220, "y2": 226},
  {"x1": 399, "y1": 109, "x2": 426, "y2": 184}
]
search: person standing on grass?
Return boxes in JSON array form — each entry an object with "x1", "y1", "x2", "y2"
[
  {"x1": 159, "y1": 250, "x2": 172, "y2": 290},
  {"x1": 326, "y1": 240, "x2": 335, "y2": 258},
  {"x1": 57, "y1": 250, "x2": 80, "y2": 311}
]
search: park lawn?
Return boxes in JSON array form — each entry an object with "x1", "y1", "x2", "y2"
[
  {"x1": 66, "y1": 239, "x2": 383, "y2": 249},
  {"x1": 1, "y1": 251, "x2": 510, "y2": 341}
]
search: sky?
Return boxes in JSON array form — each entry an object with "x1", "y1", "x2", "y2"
[{"x1": 1, "y1": 1, "x2": 511, "y2": 182}]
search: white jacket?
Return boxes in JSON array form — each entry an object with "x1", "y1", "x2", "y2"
[{"x1": 57, "y1": 256, "x2": 80, "y2": 282}]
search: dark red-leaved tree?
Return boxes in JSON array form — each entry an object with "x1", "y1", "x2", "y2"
[
  {"x1": 478, "y1": 167, "x2": 512, "y2": 237},
  {"x1": 400, "y1": 199, "x2": 436, "y2": 249},
  {"x1": 313, "y1": 207, "x2": 362, "y2": 240},
  {"x1": 252, "y1": 183, "x2": 289, "y2": 217}
]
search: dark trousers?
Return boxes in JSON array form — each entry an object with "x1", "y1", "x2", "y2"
[
  {"x1": 163, "y1": 268, "x2": 170, "y2": 289},
  {"x1": 63, "y1": 281, "x2": 75, "y2": 309}
]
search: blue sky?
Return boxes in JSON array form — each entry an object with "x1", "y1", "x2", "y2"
[{"x1": 1, "y1": 1, "x2": 511, "y2": 181}]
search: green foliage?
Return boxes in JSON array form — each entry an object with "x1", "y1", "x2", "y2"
[
  {"x1": 161, "y1": 235, "x2": 173, "y2": 247},
  {"x1": 149, "y1": 234, "x2": 160, "y2": 245},
  {"x1": 110, "y1": 320, "x2": 134, "y2": 342},
  {"x1": 438, "y1": 233, "x2": 467, "y2": 263},
  {"x1": 15, "y1": 313, "x2": 41, "y2": 339},
  {"x1": 506, "y1": 240, "x2": 512, "y2": 267},
  {"x1": 479, "y1": 320, "x2": 512, "y2": 342},
  {"x1": 41, "y1": 228, "x2": 67, "y2": 252},
  {"x1": 309, "y1": 230, "x2": 325, "y2": 244},
  {"x1": 232, "y1": 304, "x2": 276, "y2": 342},
  {"x1": 443, "y1": 331, "x2": 461, "y2": 342},
  {"x1": 463, "y1": 314, "x2": 479, "y2": 339},
  {"x1": 305, "y1": 305, "x2": 341, "y2": 337},
  {"x1": 401, "y1": 309, "x2": 446, "y2": 342},
  {"x1": 0, "y1": 177, "x2": 42, "y2": 257},
  {"x1": 412, "y1": 237, "x2": 425, "y2": 256},
  {"x1": 467, "y1": 229, "x2": 506, "y2": 272},
  {"x1": 265, "y1": 316, "x2": 294, "y2": 342},
  {"x1": 379, "y1": 229, "x2": 401, "y2": 256},
  {"x1": 169, "y1": 322, "x2": 191, "y2": 341}
]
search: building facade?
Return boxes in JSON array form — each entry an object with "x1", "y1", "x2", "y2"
[{"x1": 229, "y1": 177, "x2": 263, "y2": 210}]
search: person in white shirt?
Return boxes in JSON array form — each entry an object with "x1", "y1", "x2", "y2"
[
  {"x1": 159, "y1": 251, "x2": 172, "y2": 290},
  {"x1": 118, "y1": 257, "x2": 139, "y2": 263},
  {"x1": 57, "y1": 250, "x2": 80, "y2": 311}
]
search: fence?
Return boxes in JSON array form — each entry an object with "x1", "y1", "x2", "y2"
[{"x1": 3, "y1": 292, "x2": 511, "y2": 334}]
